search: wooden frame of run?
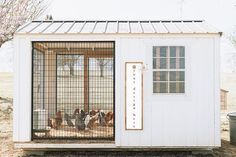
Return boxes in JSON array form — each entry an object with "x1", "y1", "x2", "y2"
[{"x1": 31, "y1": 41, "x2": 116, "y2": 140}]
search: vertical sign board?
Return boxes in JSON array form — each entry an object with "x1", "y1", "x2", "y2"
[{"x1": 125, "y1": 62, "x2": 143, "y2": 130}]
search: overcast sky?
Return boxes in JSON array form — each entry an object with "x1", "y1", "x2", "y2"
[
  {"x1": 44, "y1": 0, "x2": 236, "y2": 34},
  {"x1": 1, "y1": 0, "x2": 236, "y2": 72}
]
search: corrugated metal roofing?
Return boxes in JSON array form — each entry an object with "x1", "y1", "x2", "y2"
[{"x1": 16, "y1": 20, "x2": 221, "y2": 35}]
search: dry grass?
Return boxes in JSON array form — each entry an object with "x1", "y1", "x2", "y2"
[
  {"x1": 0, "y1": 72, "x2": 13, "y2": 98},
  {"x1": 0, "y1": 72, "x2": 24, "y2": 156}
]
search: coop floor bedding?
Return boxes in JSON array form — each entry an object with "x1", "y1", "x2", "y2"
[
  {"x1": 33, "y1": 109, "x2": 114, "y2": 139},
  {"x1": 33, "y1": 125, "x2": 114, "y2": 139}
]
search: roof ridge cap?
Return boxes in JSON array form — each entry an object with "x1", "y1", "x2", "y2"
[{"x1": 31, "y1": 20, "x2": 205, "y2": 23}]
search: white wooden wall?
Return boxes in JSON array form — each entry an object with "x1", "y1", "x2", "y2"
[{"x1": 13, "y1": 34, "x2": 220, "y2": 147}]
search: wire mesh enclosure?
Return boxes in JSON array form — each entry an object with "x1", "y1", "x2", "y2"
[{"x1": 32, "y1": 41, "x2": 115, "y2": 140}]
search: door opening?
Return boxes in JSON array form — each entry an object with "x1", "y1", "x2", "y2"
[{"x1": 32, "y1": 41, "x2": 115, "y2": 140}]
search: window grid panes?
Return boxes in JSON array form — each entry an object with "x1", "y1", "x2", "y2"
[{"x1": 153, "y1": 46, "x2": 185, "y2": 93}]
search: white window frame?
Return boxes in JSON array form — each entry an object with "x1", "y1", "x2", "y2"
[{"x1": 152, "y1": 46, "x2": 185, "y2": 94}]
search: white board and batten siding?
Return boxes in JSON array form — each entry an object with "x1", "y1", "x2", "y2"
[{"x1": 13, "y1": 20, "x2": 221, "y2": 148}]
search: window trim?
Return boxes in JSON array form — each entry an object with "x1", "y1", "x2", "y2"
[{"x1": 152, "y1": 46, "x2": 186, "y2": 94}]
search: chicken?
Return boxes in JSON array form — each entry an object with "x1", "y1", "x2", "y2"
[
  {"x1": 89, "y1": 110, "x2": 98, "y2": 116},
  {"x1": 48, "y1": 111, "x2": 62, "y2": 129},
  {"x1": 105, "y1": 112, "x2": 114, "y2": 124},
  {"x1": 84, "y1": 114, "x2": 90, "y2": 129},
  {"x1": 64, "y1": 113, "x2": 74, "y2": 127},
  {"x1": 74, "y1": 109, "x2": 86, "y2": 130},
  {"x1": 98, "y1": 110, "x2": 106, "y2": 126},
  {"x1": 72, "y1": 108, "x2": 81, "y2": 119},
  {"x1": 87, "y1": 112, "x2": 99, "y2": 129}
]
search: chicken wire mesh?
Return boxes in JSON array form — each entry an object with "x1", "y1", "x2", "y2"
[{"x1": 32, "y1": 41, "x2": 115, "y2": 140}]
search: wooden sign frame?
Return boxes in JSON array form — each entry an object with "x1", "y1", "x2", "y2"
[{"x1": 125, "y1": 62, "x2": 143, "y2": 130}]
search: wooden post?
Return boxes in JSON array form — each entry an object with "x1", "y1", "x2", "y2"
[
  {"x1": 84, "y1": 55, "x2": 89, "y2": 112},
  {"x1": 44, "y1": 50, "x2": 56, "y2": 118}
]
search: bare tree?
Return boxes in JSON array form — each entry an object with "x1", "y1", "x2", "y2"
[
  {"x1": 0, "y1": 0, "x2": 45, "y2": 48},
  {"x1": 57, "y1": 55, "x2": 82, "y2": 77},
  {"x1": 96, "y1": 59, "x2": 111, "y2": 77}
]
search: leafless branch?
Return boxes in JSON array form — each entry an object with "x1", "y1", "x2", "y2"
[{"x1": 0, "y1": 0, "x2": 46, "y2": 47}]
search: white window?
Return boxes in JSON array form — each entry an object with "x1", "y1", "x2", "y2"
[{"x1": 153, "y1": 46, "x2": 185, "y2": 93}]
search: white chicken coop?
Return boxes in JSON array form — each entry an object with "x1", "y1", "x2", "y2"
[{"x1": 13, "y1": 20, "x2": 221, "y2": 149}]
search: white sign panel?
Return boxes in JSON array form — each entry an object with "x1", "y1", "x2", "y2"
[{"x1": 125, "y1": 62, "x2": 143, "y2": 130}]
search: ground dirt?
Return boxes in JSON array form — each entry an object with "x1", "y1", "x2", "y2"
[{"x1": 2, "y1": 72, "x2": 236, "y2": 156}]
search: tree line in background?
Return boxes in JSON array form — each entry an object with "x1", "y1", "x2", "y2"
[{"x1": 57, "y1": 55, "x2": 112, "y2": 77}]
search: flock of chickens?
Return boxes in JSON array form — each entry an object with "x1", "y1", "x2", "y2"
[{"x1": 48, "y1": 109, "x2": 114, "y2": 131}]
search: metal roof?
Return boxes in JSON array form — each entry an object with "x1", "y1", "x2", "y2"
[{"x1": 16, "y1": 20, "x2": 221, "y2": 35}]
